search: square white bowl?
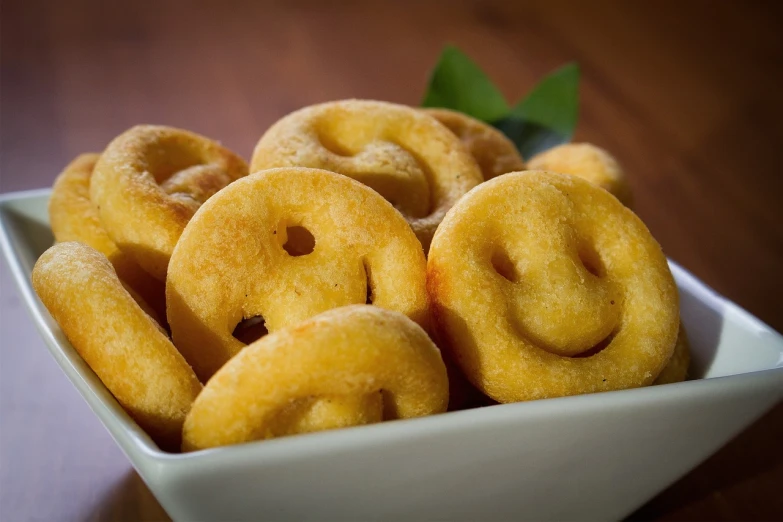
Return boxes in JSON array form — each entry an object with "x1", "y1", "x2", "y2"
[{"x1": 1, "y1": 188, "x2": 781, "y2": 521}]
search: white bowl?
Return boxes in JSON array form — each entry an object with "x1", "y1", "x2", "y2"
[{"x1": 1, "y1": 188, "x2": 781, "y2": 522}]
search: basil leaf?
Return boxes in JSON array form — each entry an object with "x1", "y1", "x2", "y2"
[
  {"x1": 492, "y1": 63, "x2": 580, "y2": 158},
  {"x1": 421, "y1": 46, "x2": 580, "y2": 159},
  {"x1": 492, "y1": 117, "x2": 569, "y2": 159},
  {"x1": 421, "y1": 45, "x2": 509, "y2": 122}
]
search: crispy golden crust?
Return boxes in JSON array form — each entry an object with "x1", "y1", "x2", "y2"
[
  {"x1": 427, "y1": 171, "x2": 679, "y2": 403},
  {"x1": 654, "y1": 323, "x2": 691, "y2": 385},
  {"x1": 251, "y1": 100, "x2": 483, "y2": 251},
  {"x1": 182, "y1": 305, "x2": 448, "y2": 451},
  {"x1": 32, "y1": 242, "x2": 202, "y2": 450},
  {"x1": 528, "y1": 143, "x2": 633, "y2": 207},
  {"x1": 167, "y1": 167, "x2": 429, "y2": 382},
  {"x1": 50, "y1": 154, "x2": 114, "y2": 254},
  {"x1": 422, "y1": 108, "x2": 525, "y2": 180},
  {"x1": 90, "y1": 125, "x2": 248, "y2": 280},
  {"x1": 49, "y1": 153, "x2": 166, "y2": 320}
]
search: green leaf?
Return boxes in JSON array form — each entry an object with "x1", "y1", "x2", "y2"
[
  {"x1": 421, "y1": 45, "x2": 509, "y2": 122},
  {"x1": 421, "y1": 46, "x2": 580, "y2": 159},
  {"x1": 492, "y1": 63, "x2": 580, "y2": 158},
  {"x1": 492, "y1": 117, "x2": 569, "y2": 159}
]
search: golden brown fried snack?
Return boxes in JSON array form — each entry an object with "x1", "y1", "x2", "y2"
[
  {"x1": 251, "y1": 100, "x2": 483, "y2": 251},
  {"x1": 427, "y1": 171, "x2": 679, "y2": 403},
  {"x1": 654, "y1": 323, "x2": 691, "y2": 385},
  {"x1": 528, "y1": 143, "x2": 632, "y2": 206},
  {"x1": 32, "y1": 242, "x2": 202, "y2": 450},
  {"x1": 167, "y1": 167, "x2": 429, "y2": 382},
  {"x1": 422, "y1": 108, "x2": 525, "y2": 180},
  {"x1": 182, "y1": 305, "x2": 449, "y2": 451},
  {"x1": 49, "y1": 153, "x2": 166, "y2": 320},
  {"x1": 90, "y1": 125, "x2": 248, "y2": 281}
]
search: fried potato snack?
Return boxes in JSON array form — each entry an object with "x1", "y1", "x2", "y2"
[
  {"x1": 167, "y1": 167, "x2": 429, "y2": 381},
  {"x1": 528, "y1": 143, "x2": 632, "y2": 206},
  {"x1": 49, "y1": 153, "x2": 165, "y2": 319},
  {"x1": 182, "y1": 305, "x2": 449, "y2": 451},
  {"x1": 427, "y1": 171, "x2": 679, "y2": 403},
  {"x1": 251, "y1": 100, "x2": 483, "y2": 250},
  {"x1": 90, "y1": 125, "x2": 248, "y2": 281},
  {"x1": 654, "y1": 323, "x2": 691, "y2": 385},
  {"x1": 32, "y1": 242, "x2": 202, "y2": 449},
  {"x1": 422, "y1": 108, "x2": 525, "y2": 180}
]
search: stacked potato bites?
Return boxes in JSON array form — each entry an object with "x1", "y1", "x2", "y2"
[{"x1": 33, "y1": 100, "x2": 688, "y2": 451}]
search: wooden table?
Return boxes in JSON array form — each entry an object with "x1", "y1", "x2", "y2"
[{"x1": 2, "y1": 0, "x2": 781, "y2": 520}]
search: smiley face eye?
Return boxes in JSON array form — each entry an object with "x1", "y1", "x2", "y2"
[
  {"x1": 491, "y1": 249, "x2": 519, "y2": 283},
  {"x1": 578, "y1": 244, "x2": 604, "y2": 277},
  {"x1": 282, "y1": 226, "x2": 315, "y2": 257}
]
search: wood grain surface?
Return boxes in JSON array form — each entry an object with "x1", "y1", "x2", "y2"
[{"x1": 1, "y1": 0, "x2": 782, "y2": 520}]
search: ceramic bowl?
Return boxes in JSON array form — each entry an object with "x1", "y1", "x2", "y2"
[{"x1": 1, "y1": 188, "x2": 781, "y2": 521}]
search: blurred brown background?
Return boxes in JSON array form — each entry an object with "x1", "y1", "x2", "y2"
[{"x1": 1, "y1": 0, "x2": 782, "y2": 520}]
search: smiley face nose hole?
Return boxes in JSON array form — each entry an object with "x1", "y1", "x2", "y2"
[
  {"x1": 492, "y1": 249, "x2": 519, "y2": 283},
  {"x1": 283, "y1": 226, "x2": 315, "y2": 256},
  {"x1": 232, "y1": 315, "x2": 268, "y2": 345}
]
